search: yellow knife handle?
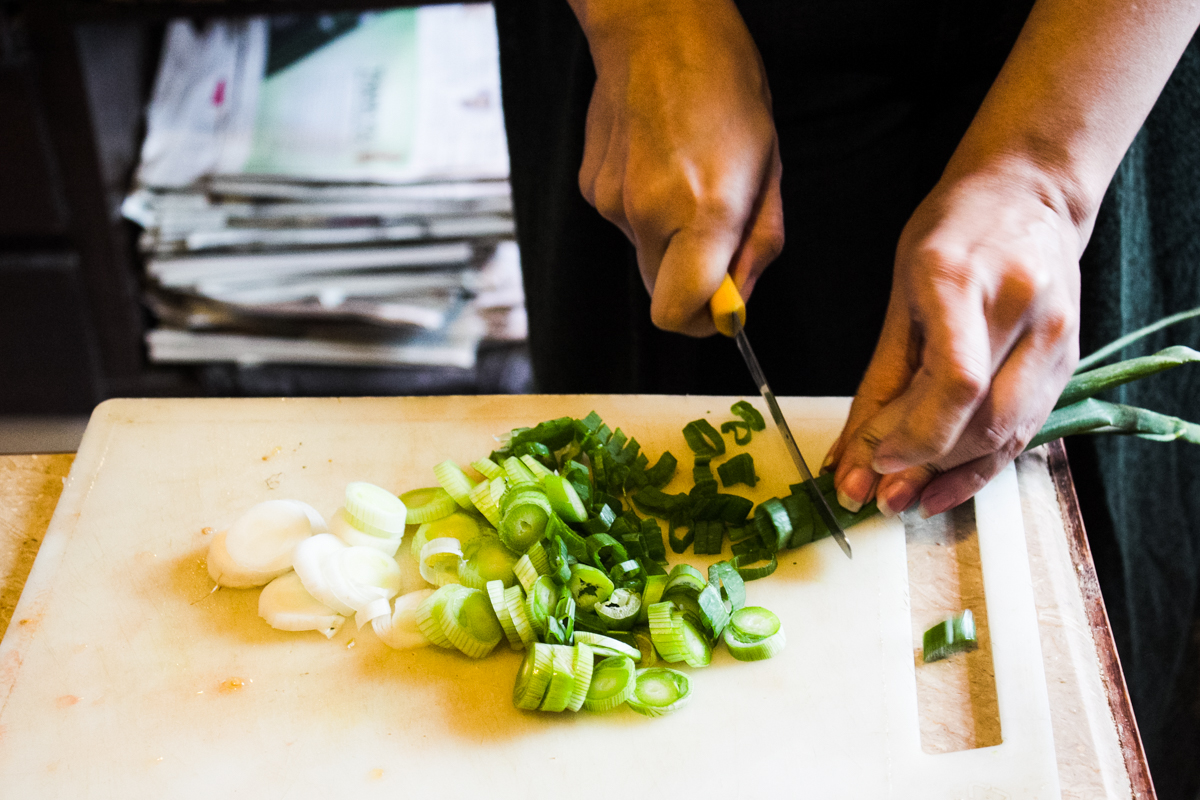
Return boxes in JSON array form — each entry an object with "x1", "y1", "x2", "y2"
[{"x1": 709, "y1": 274, "x2": 747, "y2": 338}]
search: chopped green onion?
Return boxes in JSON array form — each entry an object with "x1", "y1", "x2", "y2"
[
  {"x1": 399, "y1": 486, "x2": 457, "y2": 525},
  {"x1": 639, "y1": 574, "x2": 667, "y2": 623},
  {"x1": 519, "y1": 453, "x2": 556, "y2": 482},
  {"x1": 524, "y1": 541, "x2": 551, "y2": 575},
  {"x1": 502, "y1": 455, "x2": 539, "y2": 488},
  {"x1": 717, "y1": 453, "x2": 758, "y2": 488},
  {"x1": 642, "y1": 451, "x2": 678, "y2": 488},
  {"x1": 486, "y1": 579, "x2": 523, "y2": 650},
  {"x1": 730, "y1": 400, "x2": 766, "y2": 431},
  {"x1": 627, "y1": 668, "x2": 691, "y2": 717},
  {"x1": 547, "y1": 512, "x2": 589, "y2": 561},
  {"x1": 539, "y1": 644, "x2": 578, "y2": 712},
  {"x1": 514, "y1": 554, "x2": 543, "y2": 593},
  {"x1": 526, "y1": 575, "x2": 558, "y2": 637},
  {"x1": 583, "y1": 655, "x2": 637, "y2": 712},
  {"x1": 668, "y1": 519, "x2": 694, "y2": 554},
  {"x1": 433, "y1": 460, "x2": 477, "y2": 510},
  {"x1": 470, "y1": 457, "x2": 504, "y2": 480},
  {"x1": 410, "y1": 511, "x2": 483, "y2": 561},
  {"x1": 499, "y1": 489, "x2": 552, "y2": 552},
  {"x1": 754, "y1": 497, "x2": 793, "y2": 553},
  {"x1": 682, "y1": 419, "x2": 726, "y2": 458},
  {"x1": 439, "y1": 588, "x2": 503, "y2": 658},
  {"x1": 720, "y1": 420, "x2": 752, "y2": 446},
  {"x1": 708, "y1": 561, "x2": 746, "y2": 612},
  {"x1": 923, "y1": 610, "x2": 978, "y2": 662},
  {"x1": 568, "y1": 564, "x2": 615, "y2": 611},
  {"x1": 468, "y1": 477, "x2": 503, "y2": 528},
  {"x1": 459, "y1": 534, "x2": 519, "y2": 589},
  {"x1": 505, "y1": 584, "x2": 537, "y2": 647},
  {"x1": 543, "y1": 474, "x2": 588, "y2": 523},
  {"x1": 418, "y1": 537, "x2": 463, "y2": 588},
  {"x1": 724, "y1": 606, "x2": 786, "y2": 661},
  {"x1": 566, "y1": 643, "x2": 595, "y2": 712},
  {"x1": 631, "y1": 627, "x2": 658, "y2": 667},
  {"x1": 513, "y1": 642, "x2": 555, "y2": 710},
  {"x1": 574, "y1": 630, "x2": 641, "y2": 660},
  {"x1": 731, "y1": 549, "x2": 778, "y2": 581},
  {"x1": 595, "y1": 588, "x2": 642, "y2": 631},
  {"x1": 414, "y1": 585, "x2": 469, "y2": 649}
]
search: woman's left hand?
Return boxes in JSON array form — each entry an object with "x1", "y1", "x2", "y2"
[{"x1": 826, "y1": 158, "x2": 1083, "y2": 518}]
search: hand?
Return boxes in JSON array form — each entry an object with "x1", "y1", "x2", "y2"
[
  {"x1": 826, "y1": 158, "x2": 1083, "y2": 518},
  {"x1": 571, "y1": 0, "x2": 784, "y2": 335}
]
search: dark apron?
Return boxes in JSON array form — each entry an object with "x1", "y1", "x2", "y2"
[{"x1": 493, "y1": 3, "x2": 1200, "y2": 793}]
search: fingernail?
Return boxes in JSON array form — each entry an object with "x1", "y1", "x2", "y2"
[
  {"x1": 878, "y1": 480, "x2": 919, "y2": 518},
  {"x1": 918, "y1": 490, "x2": 952, "y2": 520},
  {"x1": 836, "y1": 467, "x2": 876, "y2": 513}
]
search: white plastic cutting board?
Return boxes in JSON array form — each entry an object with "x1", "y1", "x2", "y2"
[{"x1": 0, "y1": 396, "x2": 1059, "y2": 799}]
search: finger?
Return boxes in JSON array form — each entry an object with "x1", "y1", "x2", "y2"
[
  {"x1": 648, "y1": 223, "x2": 744, "y2": 336},
  {"x1": 728, "y1": 139, "x2": 784, "y2": 299},
  {"x1": 868, "y1": 270, "x2": 993, "y2": 473},
  {"x1": 916, "y1": 451, "x2": 1009, "y2": 519},
  {"x1": 826, "y1": 293, "x2": 918, "y2": 505},
  {"x1": 875, "y1": 463, "x2": 939, "y2": 518}
]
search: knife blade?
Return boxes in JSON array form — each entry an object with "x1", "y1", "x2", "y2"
[{"x1": 710, "y1": 276, "x2": 853, "y2": 559}]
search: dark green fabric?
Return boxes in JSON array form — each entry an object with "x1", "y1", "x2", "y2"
[
  {"x1": 1071, "y1": 32, "x2": 1200, "y2": 800},
  {"x1": 495, "y1": 4, "x2": 1200, "y2": 794}
]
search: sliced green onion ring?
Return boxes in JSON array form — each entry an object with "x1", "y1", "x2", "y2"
[
  {"x1": 434, "y1": 460, "x2": 477, "y2": 510},
  {"x1": 568, "y1": 563, "x2": 615, "y2": 612},
  {"x1": 513, "y1": 642, "x2": 555, "y2": 710},
  {"x1": 399, "y1": 487, "x2": 457, "y2": 525},
  {"x1": 566, "y1": 642, "x2": 595, "y2": 712},
  {"x1": 724, "y1": 606, "x2": 786, "y2": 661},
  {"x1": 418, "y1": 537, "x2": 464, "y2": 587},
  {"x1": 573, "y1": 630, "x2": 641, "y2": 660},
  {"x1": 439, "y1": 587, "x2": 503, "y2": 659},
  {"x1": 627, "y1": 668, "x2": 692, "y2": 717},
  {"x1": 583, "y1": 655, "x2": 636, "y2": 712},
  {"x1": 594, "y1": 588, "x2": 642, "y2": 631}
]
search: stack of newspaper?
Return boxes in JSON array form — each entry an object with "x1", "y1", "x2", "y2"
[{"x1": 122, "y1": 4, "x2": 525, "y2": 373}]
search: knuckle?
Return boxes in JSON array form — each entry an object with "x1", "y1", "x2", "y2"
[{"x1": 938, "y1": 363, "x2": 989, "y2": 408}]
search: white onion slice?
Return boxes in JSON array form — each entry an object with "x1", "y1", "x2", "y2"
[
  {"x1": 372, "y1": 589, "x2": 435, "y2": 649},
  {"x1": 207, "y1": 529, "x2": 290, "y2": 588},
  {"x1": 224, "y1": 499, "x2": 318, "y2": 573},
  {"x1": 259, "y1": 572, "x2": 344, "y2": 639},
  {"x1": 329, "y1": 507, "x2": 402, "y2": 557},
  {"x1": 323, "y1": 546, "x2": 403, "y2": 615},
  {"x1": 419, "y1": 537, "x2": 464, "y2": 587},
  {"x1": 293, "y1": 533, "x2": 355, "y2": 615},
  {"x1": 278, "y1": 499, "x2": 329, "y2": 534},
  {"x1": 355, "y1": 597, "x2": 394, "y2": 631}
]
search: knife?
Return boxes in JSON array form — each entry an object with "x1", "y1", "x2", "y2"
[{"x1": 709, "y1": 275, "x2": 853, "y2": 559}]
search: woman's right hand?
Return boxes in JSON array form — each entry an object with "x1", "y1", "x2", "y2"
[{"x1": 569, "y1": 0, "x2": 785, "y2": 336}]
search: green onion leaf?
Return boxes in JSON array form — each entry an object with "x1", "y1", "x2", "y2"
[
  {"x1": 682, "y1": 419, "x2": 726, "y2": 458},
  {"x1": 720, "y1": 420, "x2": 753, "y2": 446},
  {"x1": 716, "y1": 452, "x2": 758, "y2": 488},
  {"x1": 708, "y1": 560, "x2": 746, "y2": 613},
  {"x1": 730, "y1": 400, "x2": 766, "y2": 431},
  {"x1": 922, "y1": 610, "x2": 979, "y2": 662}
]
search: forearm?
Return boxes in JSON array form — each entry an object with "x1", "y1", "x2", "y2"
[{"x1": 949, "y1": 0, "x2": 1200, "y2": 235}]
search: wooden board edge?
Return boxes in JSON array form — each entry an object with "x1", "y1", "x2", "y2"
[{"x1": 1046, "y1": 439, "x2": 1156, "y2": 800}]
